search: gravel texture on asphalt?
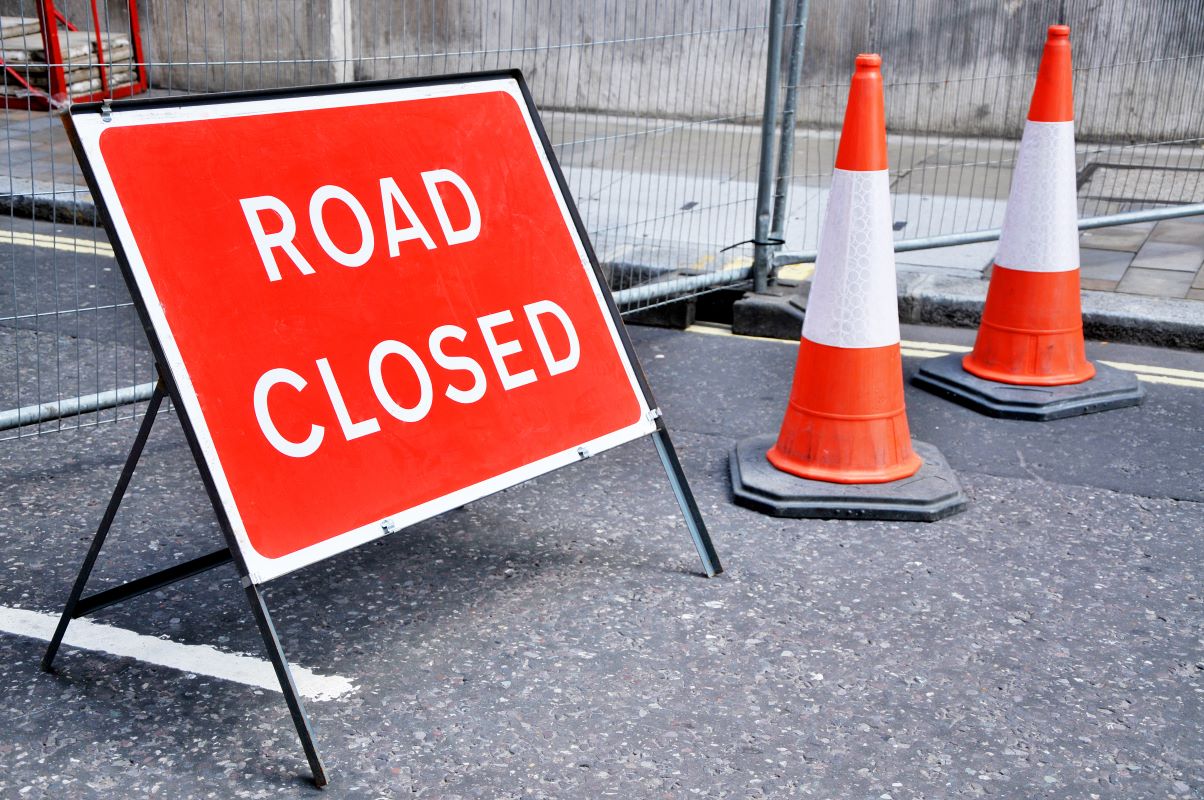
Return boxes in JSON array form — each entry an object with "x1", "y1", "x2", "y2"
[{"x1": 0, "y1": 325, "x2": 1200, "y2": 798}]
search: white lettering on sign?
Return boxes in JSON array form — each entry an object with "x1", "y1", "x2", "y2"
[
  {"x1": 525, "y1": 299, "x2": 580, "y2": 375},
  {"x1": 316, "y1": 357, "x2": 380, "y2": 440},
  {"x1": 239, "y1": 169, "x2": 480, "y2": 282},
  {"x1": 368, "y1": 340, "x2": 434, "y2": 423},
  {"x1": 428, "y1": 325, "x2": 488, "y2": 404},
  {"x1": 421, "y1": 169, "x2": 481, "y2": 246},
  {"x1": 309, "y1": 185, "x2": 375, "y2": 268},
  {"x1": 253, "y1": 300, "x2": 580, "y2": 457},
  {"x1": 478, "y1": 310, "x2": 538, "y2": 391},
  {"x1": 253, "y1": 368, "x2": 325, "y2": 458},
  {"x1": 380, "y1": 177, "x2": 436, "y2": 254},
  {"x1": 239, "y1": 196, "x2": 317, "y2": 282}
]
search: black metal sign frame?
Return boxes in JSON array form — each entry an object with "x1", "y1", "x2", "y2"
[{"x1": 40, "y1": 70, "x2": 722, "y2": 788}]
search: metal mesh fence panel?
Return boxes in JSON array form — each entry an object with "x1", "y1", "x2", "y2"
[
  {"x1": 775, "y1": 0, "x2": 1204, "y2": 267},
  {"x1": 0, "y1": 0, "x2": 772, "y2": 438},
  {"x1": 1, "y1": 0, "x2": 155, "y2": 440},
  {"x1": 0, "y1": 0, "x2": 1201, "y2": 439}
]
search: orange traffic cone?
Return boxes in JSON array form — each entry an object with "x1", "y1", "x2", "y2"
[
  {"x1": 963, "y1": 25, "x2": 1093, "y2": 386},
  {"x1": 731, "y1": 54, "x2": 965, "y2": 522},
  {"x1": 912, "y1": 26, "x2": 1144, "y2": 420},
  {"x1": 769, "y1": 54, "x2": 919, "y2": 484}
]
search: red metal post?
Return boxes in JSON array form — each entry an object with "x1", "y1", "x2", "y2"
[
  {"x1": 58, "y1": 0, "x2": 149, "y2": 106},
  {"x1": 88, "y1": 0, "x2": 109, "y2": 94},
  {"x1": 34, "y1": 0, "x2": 68, "y2": 105},
  {"x1": 125, "y1": 0, "x2": 149, "y2": 94}
]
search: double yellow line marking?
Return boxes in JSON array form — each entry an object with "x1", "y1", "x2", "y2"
[
  {"x1": 0, "y1": 229, "x2": 114, "y2": 256},
  {"x1": 900, "y1": 339, "x2": 1204, "y2": 389},
  {"x1": 687, "y1": 324, "x2": 1204, "y2": 390}
]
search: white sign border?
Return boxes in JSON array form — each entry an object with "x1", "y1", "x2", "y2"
[{"x1": 72, "y1": 77, "x2": 657, "y2": 584}]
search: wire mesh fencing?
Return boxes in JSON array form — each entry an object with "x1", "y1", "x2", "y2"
[
  {"x1": 770, "y1": 0, "x2": 1204, "y2": 273},
  {"x1": 0, "y1": 0, "x2": 772, "y2": 438},
  {"x1": 0, "y1": 0, "x2": 1201, "y2": 440}
]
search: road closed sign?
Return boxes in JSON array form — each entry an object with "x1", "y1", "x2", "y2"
[{"x1": 69, "y1": 73, "x2": 659, "y2": 583}]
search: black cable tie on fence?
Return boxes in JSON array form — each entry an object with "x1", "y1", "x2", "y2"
[{"x1": 720, "y1": 237, "x2": 785, "y2": 253}]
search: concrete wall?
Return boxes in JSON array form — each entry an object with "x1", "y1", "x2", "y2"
[
  {"x1": 345, "y1": 1, "x2": 770, "y2": 122},
  {"x1": 137, "y1": 0, "x2": 345, "y2": 91},
  {"x1": 130, "y1": 0, "x2": 771, "y2": 124},
  {"x1": 8, "y1": 1, "x2": 1199, "y2": 142},
  {"x1": 793, "y1": 0, "x2": 1202, "y2": 142}
]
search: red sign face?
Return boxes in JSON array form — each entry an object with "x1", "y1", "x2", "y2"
[{"x1": 72, "y1": 77, "x2": 654, "y2": 582}]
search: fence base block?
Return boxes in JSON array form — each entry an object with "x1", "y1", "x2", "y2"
[
  {"x1": 731, "y1": 291, "x2": 805, "y2": 341},
  {"x1": 912, "y1": 353, "x2": 1145, "y2": 421},
  {"x1": 729, "y1": 436, "x2": 966, "y2": 522}
]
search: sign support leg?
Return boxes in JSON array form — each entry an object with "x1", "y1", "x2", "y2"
[
  {"x1": 243, "y1": 582, "x2": 329, "y2": 788},
  {"x1": 652, "y1": 428, "x2": 723, "y2": 578},
  {"x1": 38, "y1": 376, "x2": 329, "y2": 786},
  {"x1": 42, "y1": 379, "x2": 167, "y2": 671}
]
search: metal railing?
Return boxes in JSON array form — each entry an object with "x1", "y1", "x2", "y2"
[{"x1": 1, "y1": 0, "x2": 1202, "y2": 438}]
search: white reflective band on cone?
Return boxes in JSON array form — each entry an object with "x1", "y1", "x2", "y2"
[
  {"x1": 994, "y1": 120, "x2": 1080, "y2": 273},
  {"x1": 802, "y1": 168, "x2": 900, "y2": 349}
]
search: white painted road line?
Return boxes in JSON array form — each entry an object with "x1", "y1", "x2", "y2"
[
  {"x1": 684, "y1": 324, "x2": 1204, "y2": 389},
  {"x1": 0, "y1": 229, "x2": 115, "y2": 256},
  {"x1": 0, "y1": 606, "x2": 355, "y2": 702}
]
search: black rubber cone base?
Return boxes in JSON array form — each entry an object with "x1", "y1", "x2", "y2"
[
  {"x1": 912, "y1": 353, "x2": 1145, "y2": 421},
  {"x1": 729, "y1": 436, "x2": 967, "y2": 522}
]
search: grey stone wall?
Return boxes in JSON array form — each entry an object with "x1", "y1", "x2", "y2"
[
  {"x1": 345, "y1": 1, "x2": 770, "y2": 122},
  {"x1": 794, "y1": 0, "x2": 1202, "y2": 141},
  {"x1": 4, "y1": 1, "x2": 1199, "y2": 141}
]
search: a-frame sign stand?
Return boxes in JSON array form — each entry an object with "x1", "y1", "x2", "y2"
[
  {"x1": 41, "y1": 71, "x2": 723, "y2": 787},
  {"x1": 39, "y1": 378, "x2": 331, "y2": 785},
  {"x1": 40, "y1": 376, "x2": 720, "y2": 787}
]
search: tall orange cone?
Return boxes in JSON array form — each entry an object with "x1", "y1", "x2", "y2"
[
  {"x1": 731, "y1": 54, "x2": 966, "y2": 522},
  {"x1": 769, "y1": 54, "x2": 918, "y2": 484},
  {"x1": 913, "y1": 26, "x2": 1144, "y2": 420},
  {"x1": 964, "y1": 25, "x2": 1092, "y2": 386}
]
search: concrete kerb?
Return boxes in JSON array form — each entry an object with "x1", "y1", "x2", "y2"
[
  {"x1": 0, "y1": 177, "x2": 98, "y2": 227},
  {"x1": 897, "y1": 272, "x2": 1204, "y2": 351},
  {"x1": 732, "y1": 272, "x2": 1204, "y2": 350}
]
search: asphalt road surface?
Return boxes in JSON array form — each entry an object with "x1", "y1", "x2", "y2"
[{"x1": 1, "y1": 292, "x2": 1201, "y2": 798}]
